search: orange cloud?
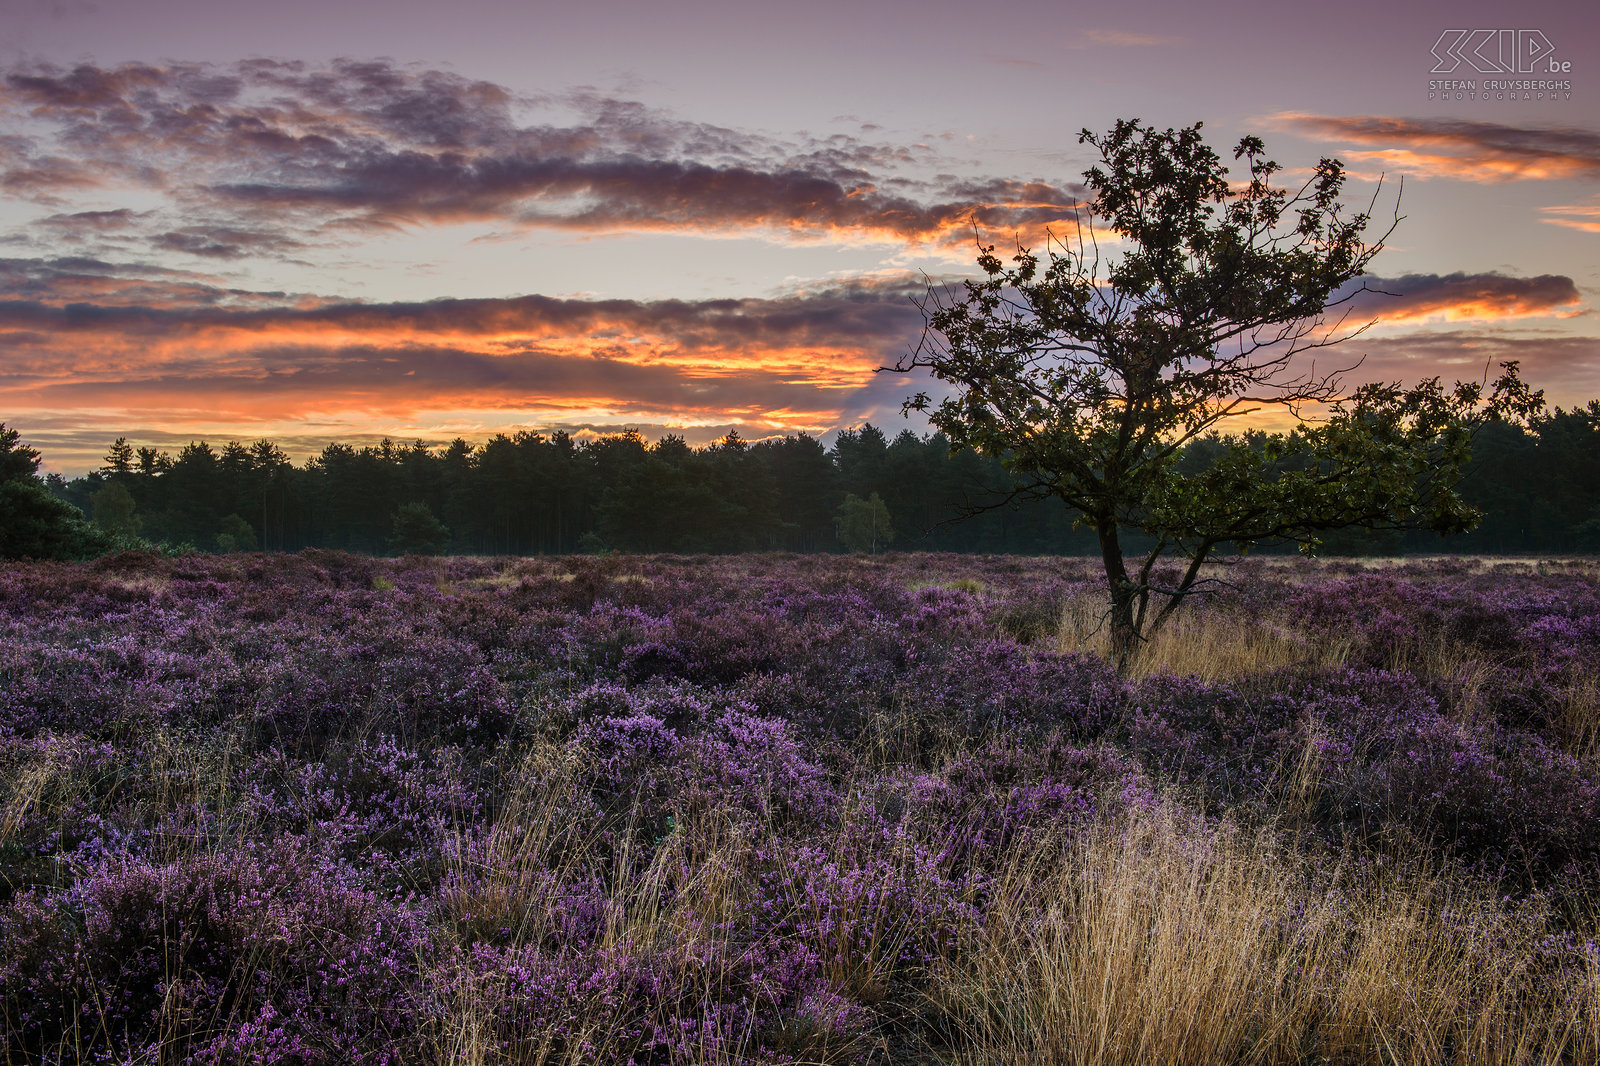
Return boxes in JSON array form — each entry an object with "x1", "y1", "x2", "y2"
[
  {"x1": 1541, "y1": 203, "x2": 1600, "y2": 233},
  {"x1": 0, "y1": 262, "x2": 928, "y2": 452},
  {"x1": 1344, "y1": 273, "x2": 1587, "y2": 324},
  {"x1": 1271, "y1": 114, "x2": 1600, "y2": 183}
]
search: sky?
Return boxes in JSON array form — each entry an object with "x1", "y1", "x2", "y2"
[{"x1": 2, "y1": 0, "x2": 1598, "y2": 474}]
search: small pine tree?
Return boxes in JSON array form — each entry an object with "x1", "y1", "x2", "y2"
[
  {"x1": 390, "y1": 501, "x2": 450, "y2": 555},
  {"x1": 91, "y1": 481, "x2": 141, "y2": 536},
  {"x1": 835, "y1": 492, "x2": 894, "y2": 553}
]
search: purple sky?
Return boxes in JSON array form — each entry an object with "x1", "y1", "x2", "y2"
[{"x1": 3, "y1": 0, "x2": 1598, "y2": 473}]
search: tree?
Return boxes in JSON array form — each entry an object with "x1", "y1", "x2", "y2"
[
  {"x1": 390, "y1": 501, "x2": 450, "y2": 555},
  {"x1": 835, "y1": 492, "x2": 894, "y2": 553},
  {"x1": 136, "y1": 446, "x2": 171, "y2": 476},
  {"x1": 249, "y1": 439, "x2": 294, "y2": 551},
  {"x1": 166, "y1": 441, "x2": 223, "y2": 545},
  {"x1": 753, "y1": 433, "x2": 839, "y2": 550},
  {"x1": 91, "y1": 480, "x2": 141, "y2": 536},
  {"x1": 215, "y1": 513, "x2": 258, "y2": 553},
  {"x1": 0, "y1": 423, "x2": 42, "y2": 484},
  {"x1": 102, "y1": 437, "x2": 134, "y2": 476},
  {"x1": 832, "y1": 424, "x2": 890, "y2": 501},
  {"x1": 899, "y1": 119, "x2": 1540, "y2": 670},
  {"x1": 0, "y1": 423, "x2": 112, "y2": 560}
]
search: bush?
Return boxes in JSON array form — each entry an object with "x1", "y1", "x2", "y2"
[{"x1": 0, "y1": 478, "x2": 112, "y2": 560}]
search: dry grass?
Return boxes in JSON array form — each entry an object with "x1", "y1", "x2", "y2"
[
  {"x1": 435, "y1": 743, "x2": 599, "y2": 947},
  {"x1": 907, "y1": 577, "x2": 986, "y2": 595},
  {"x1": 1, "y1": 729, "x2": 252, "y2": 871},
  {"x1": 0, "y1": 743, "x2": 69, "y2": 848},
  {"x1": 1051, "y1": 585, "x2": 1541, "y2": 697},
  {"x1": 1555, "y1": 669, "x2": 1600, "y2": 762},
  {"x1": 1377, "y1": 629, "x2": 1528, "y2": 730},
  {"x1": 428, "y1": 750, "x2": 886, "y2": 1065},
  {"x1": 1055, "y1": 594, "x2": 1350, "y2": 682},
  {"x1": 928, "y1": 805, "x2": 1594, "y2": 1066},
  {"x1": 427, "y1": 747, "x2": 1597, "y2": 1065}
]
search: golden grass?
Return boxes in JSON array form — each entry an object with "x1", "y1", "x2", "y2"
[
  {"x1": 1050, "y1": 581, "x2": 1555, "y2": 695},
  {"x1": 1055, "y1": 594, "x2": 1350, "y2": 682},
  {"x1": 1556, "y1": 669, "x2": 1600, "y2": 762},
  {"x1": 14, "y1": 554, "x2": 1599, "y2": 1065},
  {"x1": 1048, "y1": 577, "x2": 1600, "y2": 766},
  {"x1": 425, "y1": 744, "x2": 1597, "y2": 1065},
  {"x1": 0, "y1": 729, "x2": 252, "y2": 870},
  {"x1": 455, "y1": 567, "x2": 652, "y2": 590},
  {"x1": 907, "y1": 577, "x2": 986, "y2": 595},
  {"x1": 0, "y1": 744, "x2": 67, "y2": 847},
  {"x1": 929, "y1": 805, "x2": 1594, "y2": 1066},
  {"x1": 436, "y1": 743, "x2": 596, "y2": 947}
]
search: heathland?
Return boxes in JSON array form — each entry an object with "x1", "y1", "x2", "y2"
[{"x1": 2, "y1": 551, "x2": 1597, "y2": 1063}]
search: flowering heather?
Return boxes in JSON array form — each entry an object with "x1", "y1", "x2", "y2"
[{"x1": 1, "y1": 551, "x2": 1598, "y2": 1063}]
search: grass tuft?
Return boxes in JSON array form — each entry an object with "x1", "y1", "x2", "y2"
[
  {"x1": 1055, "y1": 594, "x2": 1350, "y2": 681},
  {"x1": 930, "y1": 805, "x2": 1594, "y2": 1066}
]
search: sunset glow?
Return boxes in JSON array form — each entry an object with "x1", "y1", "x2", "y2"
[{"x1": 3, "y1": 1, "x2": 1597, "y2": 472}]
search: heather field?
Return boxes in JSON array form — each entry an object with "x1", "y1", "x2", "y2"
[{"x1": 2, "y1": 551, "x2": 1599, "y2": 1065}]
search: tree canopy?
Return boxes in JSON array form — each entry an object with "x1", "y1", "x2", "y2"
[
  {"x1": 0, "y1": 423, "x2": 115, "y2": 561},
  {"x1": 900, "y1": 119, "x2": 1542, "y2": 668}
]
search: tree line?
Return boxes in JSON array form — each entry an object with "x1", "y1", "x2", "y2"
[
  {"x1": 33, "y1": 426, "x2": 1088, "y2": 557},
  {"x1": 4, "y1": 406, "x2": 1594, "y2": 559}
]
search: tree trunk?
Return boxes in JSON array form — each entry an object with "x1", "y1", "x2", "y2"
[{"x1": 1096, "y1": 522, "x2": 1139, "y2": 675}]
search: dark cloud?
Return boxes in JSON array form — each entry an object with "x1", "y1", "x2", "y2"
[
  {"x1": 4, "y1": 62, "x2": 170, "y2": 110},
  {"x1": 0, "y1": 256, "x2": 273, "y2": 308},
  {"x1": 1340, "y1": 272, "x2": 1585, "y2": 322},
  {"x1": 150, "y1": 226, "x2": 307, "y2": 259},
  {"x1": 35, "y1": 207, "x2": 143, "y2": 231},
  {"x1": 0, "y1": 59, "x2": 1081, "y2": 245},
  {"x1": 20, "y1": 341, "x2": 850, "y2": 413},
  {"x1": 0, "y1": 255, "x2": 940, "y2": 463},
  {"x1": 0, "y1": 261, "x2": 1580, "y2": 368},
  {"x1": 0, "y1": 154, "x2": 102, "y2": 199},
  {"x1": 0, "y1": 273, "x2": 925, "y2": 349},
  {"x1": 1274, "y1": 114, "x2": 1600, "y2": 181},
  {"x1": 0, "y1": 255, "x2": 221, "y2": 280}
]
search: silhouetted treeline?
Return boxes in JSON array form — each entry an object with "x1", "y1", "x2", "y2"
[
  {"x1": 42, "y1": 427, "x2": 1092, "y2": 556},
  {"x1": 1448, "y1": 403, "x2": 1600, "y2": 553},
  {"x1": 37, "y1": 404, "x2": 1600, "y2": 556}
]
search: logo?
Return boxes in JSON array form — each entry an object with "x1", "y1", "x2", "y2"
[{"x1": 1431, "y1": 30, "x2": 1569, "y2": 74}]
